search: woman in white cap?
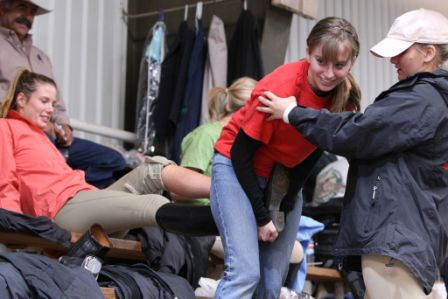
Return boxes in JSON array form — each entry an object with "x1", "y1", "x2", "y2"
[{"x1": 257, "y1": 8, "x2": 448, "y2": 299}]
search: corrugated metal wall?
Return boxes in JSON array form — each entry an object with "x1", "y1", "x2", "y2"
[
  {"x1": 32, "y1": 0, "x2": 128, "y2": 145},
  {"x1": 30, "y1": 0, "x2": 447, "y2": 146},
  {"x1": 286, "y1": 0, "x2": 448, "y2": 109}
]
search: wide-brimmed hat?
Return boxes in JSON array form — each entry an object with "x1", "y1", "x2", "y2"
[
  {"x1": 370, "y1": 8, "x2": 448, "y2": 58},
  {"x1": 1, "y1": 0, "x2": 51, "y2": 15}
]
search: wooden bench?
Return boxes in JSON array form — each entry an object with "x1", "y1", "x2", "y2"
[
  {"x1": 0, "y1": 231, "x2": 146, "y2": 299},
  {"x1": 307, "y1": 266, "x2": 345, "y2": 299},
  {"x1": 0, "y1": 231, "x2": 347, "y2": 299},
  {"x1": 0, "y1": 231, "x2": 145, "y2": 261}
]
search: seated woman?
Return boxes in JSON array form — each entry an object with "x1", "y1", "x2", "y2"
[
  {"x1": 0, "y1": 69, "x2": 215, "y2": 236},
  {"x1": 178, "y1": 76, "x2": 257, "y2": 204}
]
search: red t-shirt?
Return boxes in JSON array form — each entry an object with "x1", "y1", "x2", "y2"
[{"x1": 215, "y1": 60, "x2": 331, "y2": 178}]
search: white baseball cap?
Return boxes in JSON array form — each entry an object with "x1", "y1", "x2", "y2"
[{"x1": 370, "y1": 8, "x2": 448, "y2": 58}]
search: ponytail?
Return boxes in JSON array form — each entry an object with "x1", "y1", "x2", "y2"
[{"x1": 330, "y1": 73, "x2": 361, "y2": 112}]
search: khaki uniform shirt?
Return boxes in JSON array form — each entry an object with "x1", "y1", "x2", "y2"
[{"x1": 0, "y1": 27, "x2": 69, "y2": 124}]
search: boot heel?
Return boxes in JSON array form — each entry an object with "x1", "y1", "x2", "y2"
[{"x1": 65, "y1": 224, "x2": 112, "y2": 259}]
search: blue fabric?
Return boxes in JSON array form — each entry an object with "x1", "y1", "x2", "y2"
[
  {"x1": 210, "y1": 153, "x2": 302, "y2": 299},
  {"x1": 0, "y1": 253, "x2": 103, "y2": 298},
  {"x1": 173, "y1": 19, "x2": 206, "y2": 163},
  {"x1": 0, "y1": 262, "x2": 32, "y2": 298},
  {"x1": 66, "y1": 137, "x2": 126, "y2": 188},
  {"x1": 46, "y1": 133, "x2": 126, "y2": 189},
  {"x1": 291, "y1": 216, "x2": 325, "y2": 292},
  {"x1": 147, "y1": 22, "x2": 166, "y2": 63}
]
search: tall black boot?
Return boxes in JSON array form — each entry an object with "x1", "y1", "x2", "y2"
[
  {"x1": 156, "y1": 204, "x2": 219, "y2": 236},
  {"x1": 65, "y1": 224, "x2": 112, "y2": 259}
]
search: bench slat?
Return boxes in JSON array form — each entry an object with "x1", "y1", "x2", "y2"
[{"x1": 0, "y1": 231, "x2": 145, "y2": 261}]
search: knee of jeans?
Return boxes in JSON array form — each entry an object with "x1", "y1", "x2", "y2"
[{"x1": 237, "y1": 269, "x2": 261, "y2": 287}]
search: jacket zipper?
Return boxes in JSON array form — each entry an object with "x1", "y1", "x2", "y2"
[{"x1": 372, "y1": 176, "x2": 381, "y2": 200}]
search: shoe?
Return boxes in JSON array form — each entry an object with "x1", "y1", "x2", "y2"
[
  {"x1": 65, "y1": 224, "x2": 112, "y2": 259},
  {"x1": 265, "y1": 164, "x2": 289, "y2": 232}
]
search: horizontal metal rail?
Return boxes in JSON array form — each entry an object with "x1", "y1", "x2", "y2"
[{"x1": 70, "y1": 119, "x2": 136, "y2": 143}]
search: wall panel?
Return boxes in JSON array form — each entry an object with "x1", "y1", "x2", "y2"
[{"x1": 32, "y1": 0, "x2": 128, "y2": 145}]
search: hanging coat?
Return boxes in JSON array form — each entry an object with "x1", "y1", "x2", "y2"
[
  {"x1": 153, "y1": 21, "x2": 195, "y2": 158},
  {"x1": 135, "y1": 21, "x2": 166, "y2": 154},
  {"x1": 227, "y1": 9, "x2": 264, "y2": 85},
  {"x1": 172, "y1": 18, "x2": 206, "y2": 163},
  {"x1": 200, "y1": 15, "x2": 228, "y2": 124}
]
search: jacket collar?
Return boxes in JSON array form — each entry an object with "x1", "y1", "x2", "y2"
[
  {"x1": 376, "y1": 69, "x2": 448, "y2": 100},
  {"x1": 7, "y1": 110, "x2": 45, "y2": 133}
]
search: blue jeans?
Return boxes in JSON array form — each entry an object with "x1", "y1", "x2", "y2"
[
  {"x1": 46, "y1": 133, "x2": 126, "y2": 188},
  {"x1": 210, "y1": 153, "x2": 302, "y2": 299}
]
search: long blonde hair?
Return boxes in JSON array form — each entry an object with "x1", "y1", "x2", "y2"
[
  {"x1": 208, "y1": 77, "x2": 257, "y2": 121},
  {"x1": 0, "y1": 69, "x2": 57, "y2": 118},
  {"x1": 307, "y1": 17, "x2": 361, "y2": 112}
]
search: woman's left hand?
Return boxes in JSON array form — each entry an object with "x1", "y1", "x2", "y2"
[
  {"x1": 258, "y1": 221, "x2": 278, "y2": 242},
  {"x1": 257, "y1": 91, "x2": 296, "y2": 121}
]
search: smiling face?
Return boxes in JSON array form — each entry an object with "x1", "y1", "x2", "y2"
[
  {"x1": 306, "y1": 42, "x2": 353, "y2": 93},
  {"x1": 15, "y1": 82, "x2": 57, "y2": 129},
  {"x1": 0, "y1": 0, "x2": 38, "y2": 41}
]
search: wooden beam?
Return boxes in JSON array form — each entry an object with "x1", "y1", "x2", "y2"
[
  {"x1": 306, "y1": 266, "x2": 343, "y2": 282},
  {"x1": 0, "y1": 231, "x2": 145, "y2": 261}
]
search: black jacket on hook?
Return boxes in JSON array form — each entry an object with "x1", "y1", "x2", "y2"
[
  {"x1": 227, "y1": 9, "x2": 264, "y2": 84},
  {"x1": 153, "y1": 21, "x2": 194, "y2": 157}
]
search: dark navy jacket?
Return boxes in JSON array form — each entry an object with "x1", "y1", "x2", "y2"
[
  {"x1": 0, "y1": 252, "x2": 103, "y2": 298},
  {"x1": 288, "y1": 70, "x2": 448, "y2": 294}
]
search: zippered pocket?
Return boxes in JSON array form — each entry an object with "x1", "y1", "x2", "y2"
[{"x1": 364, "y1": 175, "x2": 382, "y2": 233}]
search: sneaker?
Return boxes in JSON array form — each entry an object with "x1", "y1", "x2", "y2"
[{"x1": 265, "y1": 164, "x2": 289, "y2": 232}]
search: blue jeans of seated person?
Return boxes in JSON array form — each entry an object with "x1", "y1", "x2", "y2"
[
  {"x1": 210, "y1": 153, "x2": 302, "y2": 299},
  {"x1": 46, "y1": 133, "x2": 126, "y2": 189}
]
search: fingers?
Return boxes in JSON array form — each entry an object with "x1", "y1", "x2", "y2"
[
  {"x1": 263, "y1": 230, "x2": 278, "y2": 242},
  {"x1": 256, "y1": 105, "x2": 271, "y2": 113},
  {"x1": 258, "y1": 222, "x2": 279, "y2": 242},
  {"x1": 263, "y1": 91, "x2": 277, "y2": 100},
  {"x1": 258, "y1": 95, "x2": 271, "y2": 106}
]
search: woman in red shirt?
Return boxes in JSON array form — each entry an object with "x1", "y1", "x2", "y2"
[
  {"x1": 0, "y1": 69, "x2": 215, "y2": 235},
  {"x1": 210, "y1": 17, "x2": 361, "y2": 299}
]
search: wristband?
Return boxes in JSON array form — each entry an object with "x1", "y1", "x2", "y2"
[{"x1": 283, "y1": 102, "x2": 297, "y2": 123}]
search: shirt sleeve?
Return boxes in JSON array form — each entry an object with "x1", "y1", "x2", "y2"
[
  {"x1": 231, "y1": 129, "x2": 270, "y2": 226},
  {"x1": 180, "y1": 128, "x2": 216, "y2": 174},
  {"x1": 0, "y1": 122, "x2": 23, "y2": 213}
]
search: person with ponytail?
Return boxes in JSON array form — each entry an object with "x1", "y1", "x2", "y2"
[
  {"x1": 0, "y1": 69, "x2": 219, "y2": 237},
  {"x1": 209, "y1": 17, "x2": 361, "y2": 298},
  {"x1": 178, "y1": 77, "x2": 257, "y2": 204}
]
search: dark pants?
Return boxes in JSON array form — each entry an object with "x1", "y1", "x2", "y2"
[{"x1": 47, "y1": 134, "x2": 126, "y2": 188}]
